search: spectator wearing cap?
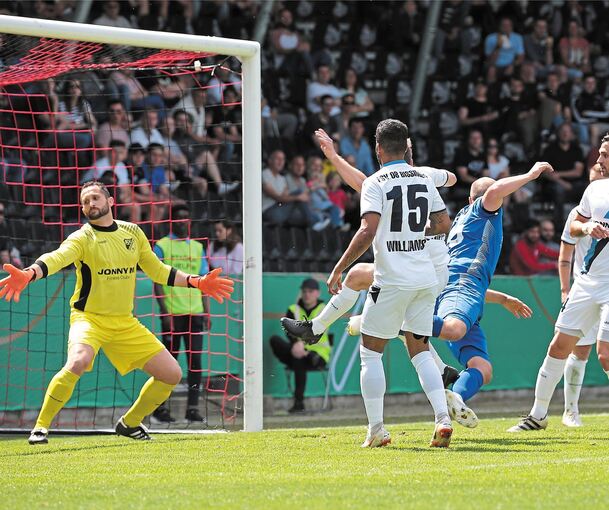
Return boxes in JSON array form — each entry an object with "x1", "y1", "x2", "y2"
[
  {"x1": 270, "y1": 278, "x2": 331, "y2": 413},
  {"x1": 509, "y1": 220, "x2": 559, "y2": 276}
]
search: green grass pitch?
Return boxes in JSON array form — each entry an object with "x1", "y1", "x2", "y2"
[{"x1": 2, "y1": 414, "x2": 609, "y2": 509}]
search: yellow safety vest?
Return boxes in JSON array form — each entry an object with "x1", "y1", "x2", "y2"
[{"x1": 288, "y1": 302, "x2": 331, "y2": 362}]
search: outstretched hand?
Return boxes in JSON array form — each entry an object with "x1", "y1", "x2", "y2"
[
  {"x1": 528, "y1": 161, "x2": 554, "y2": 180},
  {"x1": 0, "y1": 263, "x2": 33, "y2": 303},
  {"x1": 315, "y1": 129, "x2": 338, "y2": 161},
  {"x1": 327, "y1": 267, "x2": 343, "y2": 295},
  {"x1": 503, "y1": 295, "x2": 533, "y2": 319},
  {"x1": 192, "y1": 268, "x2": 234, "y2": 304}
]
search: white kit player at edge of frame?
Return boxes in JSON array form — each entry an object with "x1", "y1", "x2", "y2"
[
  {"x1": 559, "y1": 163, "x2": 609, "y2": 428},
  {"x1": 323, "y1": 119, "x2": 455, "y2": 449},
  {"x1": 510, "y1": 135, "x2": 609, "y2": 433}
]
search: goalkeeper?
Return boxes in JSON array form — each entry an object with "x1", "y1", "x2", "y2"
[{"x1": 0, "y1": 181, "x2": 234, "y2": 444}]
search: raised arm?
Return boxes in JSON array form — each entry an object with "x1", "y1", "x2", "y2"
[
  {"x1": 316, "y1": 128, "x2": 366, "y2": 192},
  {"x1": 483, "y1": 161, "x2": 553, "y2": 211}
]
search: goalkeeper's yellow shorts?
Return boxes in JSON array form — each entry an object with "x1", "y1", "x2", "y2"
[{"x1": 68, "y1": 310, "x2": 165, "y2": 375}]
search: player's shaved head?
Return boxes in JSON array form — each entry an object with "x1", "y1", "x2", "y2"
[{"x1": 470, "y1": 177, "x2": 496, "y2": 201}]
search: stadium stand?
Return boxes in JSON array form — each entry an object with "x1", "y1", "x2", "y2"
[{"x1": 2, "y1": 0, "x2": 609, "y2": 274}]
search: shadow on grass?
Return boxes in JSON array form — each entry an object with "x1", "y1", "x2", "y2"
[{"x1": 0, "y1": 440, "x2": 142, "y2": 458}]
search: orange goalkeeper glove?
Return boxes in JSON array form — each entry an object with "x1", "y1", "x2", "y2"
[
  {"x1": 188, "y1": 268, "x2": 234, "y2": 304},
  {"x1": 0, "y1": 263, "x2": 35, "y2": 303}
]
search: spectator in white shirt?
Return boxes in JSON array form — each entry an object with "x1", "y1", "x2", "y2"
[
  {"x1": 307, "y1": 64, "x2": 342, "y2": 116},
  {"x1": 93, "y1": 1, "x2": 133, "y2": 29},
  {"x1": 210, "y1": 220, "x2": 244, "y2": 275}
]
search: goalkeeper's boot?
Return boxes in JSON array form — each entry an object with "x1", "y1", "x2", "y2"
[
  {"x1": 445, "y1": 389, "x2": 478, "y2": 428},
  {"x1": 115, "y1": 417, "x2": 152, "y2": 440},
  {"x1": 280, "y1": 317, "x2": 322, "y2": 345},
  {"x1": 442, "y1": 365, "x2": 460, "y2": 389},
  {"x1": 28, "y1": 427, "x2": 48, "y2": 445},
  {"x1": 361, "y1": 422, "x2": 391, "y2": 448},
  {"x1": 430, "y1": 419, "x2": 453, "y2": 448},
  {"x1": 150, "y1": 406, "x2": 175, "y2": 425},
  {"x1": 507, "y1": 414, "x2": 548, "y2": 433},
  {"x1": 185, "y1": 408, "x2": 206, "y2": 424},
  {"x1": 562, "y1": 410, "x2": 583, "y2": 427}
]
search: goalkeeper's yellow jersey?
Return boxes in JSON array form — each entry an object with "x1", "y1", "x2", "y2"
[{"x1": 36, "y1": 220, "x2": 174, "y2": 317}]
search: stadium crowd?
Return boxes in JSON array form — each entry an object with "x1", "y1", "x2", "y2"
[{"x1": 1, "y1": 0, "x2": 609, "y2": 274}]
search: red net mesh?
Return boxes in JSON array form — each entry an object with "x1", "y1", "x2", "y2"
[{"x1": 0, "y1": 35, "x2": 245, "y2": 430}]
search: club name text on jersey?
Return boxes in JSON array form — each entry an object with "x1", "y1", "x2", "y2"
[{"x1": 376, "y1": 169, "x2": 426, "y2": 182}]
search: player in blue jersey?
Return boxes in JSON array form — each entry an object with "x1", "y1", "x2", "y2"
[{"x1": 432, "y1": 162, "x2": 553, "y2": 423}]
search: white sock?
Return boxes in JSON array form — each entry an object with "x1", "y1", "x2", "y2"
[
  {"x1": 360, "y1": 344, "x2": 385, "y2": 428},
  {"x1": 605, "y1": 369, "x2": 609, "y2": 380},
  {"x1": 530, "y1": 355, "x2": 566, "y2": 420},
  {"x1": 428, "y1": 342, "x2": 447, "y2": 372},
  {"x1": 312, "y1": 285, "x2": 359, "y2": 335},
  {"x1": 411, "y1": 351, "x2": 449, "y2": 422},
  {"x1": 563, "y1": 353, "x2": 587, "y2": 414}
]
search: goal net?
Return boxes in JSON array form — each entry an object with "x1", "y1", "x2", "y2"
[{"x1": 0, "y1": 17, "x2": 262, "y2": 432}]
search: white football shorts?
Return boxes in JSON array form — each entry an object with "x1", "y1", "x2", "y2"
[
  {"x1": 556, "y1": 275, "x2": 609, "y2": 342},
  {"x1": 360, "y1": 284, "x2": 436, "y2": 339}
]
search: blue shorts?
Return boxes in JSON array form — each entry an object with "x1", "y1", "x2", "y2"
[
  {"x1": 435, "y1": 275, "x2": 485, "y2": 332},
  {"x1": 447, "y1": 322, "x2": 490, "y2": 366}
]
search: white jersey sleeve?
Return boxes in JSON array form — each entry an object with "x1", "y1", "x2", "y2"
[
  {"x1": 429, "y1": 185, "x2": 446, "y2": 213},
  {"x1": 575, "y1": 180, "x2": 609, "y2": 280},
  {"x1": 577, "y1": 185, "x2": 592, "y2": 218},
  {"x1": 416, "y1": 166, "x2": 449, "y2": 188},
  {"x1": 561, "y1": 208, "x2": 578, "y2": 245},
  {"x1": 360, "y1": 178, "x2": 383, "y2": 216}
]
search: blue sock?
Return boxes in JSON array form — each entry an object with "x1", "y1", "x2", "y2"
[
  {"x1": 452, "y1": 367, "x2": 484, "y2": 402},
  {"x1": 432, "y1": 315, "x2": 444, "y2": 337}
]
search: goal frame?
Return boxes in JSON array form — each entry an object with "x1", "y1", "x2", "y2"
[{"x1": 0, "y1": 15, "x2": 263, "y2": 432}]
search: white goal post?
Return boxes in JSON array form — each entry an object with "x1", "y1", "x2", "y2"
[{"x1": 0, "y1": 15, "x2": 263, "y2": 432}]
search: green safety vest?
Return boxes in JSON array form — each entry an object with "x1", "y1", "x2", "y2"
[
  {"x1": 156, "y1": 236, "x2": 205, "y2": 315},
  {"x1": 288, "y1": 302, "x2": 331, "y2": 362}
]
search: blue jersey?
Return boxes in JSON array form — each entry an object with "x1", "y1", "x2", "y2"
[{"x1": 445, "y1": 197, "x2": 503, "y2": 290}]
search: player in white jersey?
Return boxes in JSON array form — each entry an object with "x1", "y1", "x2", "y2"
[
  {"x1": 510, "y1": 135, "x2": 609, "y2": 433},
  {"x1": 559, "y1": 164, "x2": 609, "y2": 427},
  {"x1": 327, "y1": 119, "x2": 453, "y2": 448},
  {"x1": 282, "y1": 129, "x2": 462, "y2": 385}
]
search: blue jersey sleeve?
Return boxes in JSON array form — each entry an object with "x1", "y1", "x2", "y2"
[{"x1": 471, "y1": 197, "x2": 501, "y2": 219}]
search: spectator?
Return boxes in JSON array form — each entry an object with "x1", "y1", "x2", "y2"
[
  {"x1": 499, "y1": 77, "x2": 539, "y2": 155},
  {"x1": 524, "y1": 18, "x2": 554, "y2": 76},
  {"x1": 509, "y1": 220, "x2": 559, "y2": 275},
  {"x1": 572, "y1": 74, "x2": 609, "y2": 146},
  {"x1": 486, "y1": 138, "x2": 510, "y2": 180},
  {"x1": 326, "y1": 171, "x2": 349, "y2": 218},
  {"x1": 130, "y1": 107, "x2": 165, "y2": 148},
  {"x1": 82, "y1": 139, "x2": 129, "y2": 186},
  {"x1": 541, "y1": 122, "x2": 586, "y2": 224},
  {"x1": 338, "y1": 67, "x2": 374, "y2": 119},
  {"x1": 452, "y1": 129, "x2": 488, "y2": 203},
  {"x1": 306, "y1": 64, "x2": 342, "y2": 115},
  {"x1": 209, "y1": 220, "x2": 243, "y2": 275},
  {"x1": 152, "y1": 204, "x2": 209, "y2": 424},
  {"x1": 384, "y1": 0, "x2": 423, "y2": 53},
  {"x1": 211, "y1": 86, "x2": 242, "y2": 163},
  {"x1": 206, "y1": 65, "x2": 242, "y2": 106},
  {"x1": 339, "y1": 118, "x2": 375, "y2": 177},
  {"x1": 172, "y1": 109, "x2": 239, "y2": 196},
  {"x1": 307, "y1": 156, "x2": 345, "y2": 230},
  {"x1": 270, "y1": 278, "x2": 331, "y2": 413},
  {"x1": 559, "y1": 20, "x2": 590, "y2": 79},
  {"x1": 538, "y1": 72, "x2": 569, "y2": 132},
  {"x1": 95, "y1": 100, "x2": 130, "y2": 148},
  {"x1": 141, "y1": 143, "x2": 174, "y2": 209},
  {"x1": 262, "y1": 150, "x2": 325, "y2": 230},
  {"x1": 335, "y1": 93, "x2": 356, "y2": 140},
  {"x1": 303, "y1": 94, "x2": 340, "y2": 156},
  {"x1": 286, "y1": 154, "x2": 309, "y2": 196},
  {"x1": 109, "y1": 67, "x2": 165, "y2": 116},
  {"x1": 269, "y1": 7, "x2": 302, "y2": 55},
  {"x1": 93, "y1": 0, "x2": 132, "y2": 29},
  {"x1": 484, "y1": 17, "x2": 525, "y2": 75},
  {"x1": 170, "y1": 87, "x2": 208, "y2": 138},
  {"x1": 539, "y1": 219, "x2": 560, "y2": 272},
  {"x1": 458, "y1": 80, "x2": 500, "y2": 134}
]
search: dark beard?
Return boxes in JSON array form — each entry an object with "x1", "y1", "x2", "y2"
[{"x1": 85, "y1": 203, "x2": 110, "y2": 220}]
